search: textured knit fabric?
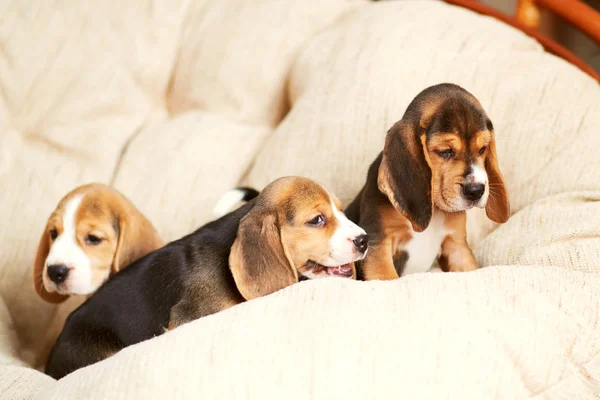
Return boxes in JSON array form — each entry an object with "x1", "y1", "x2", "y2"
[
  {"x1": 40, "y1": 267, "x2": 600, "y2": 399},
  {"x1": 0, "y1": 0, "x2": 599, "y2": 398}
]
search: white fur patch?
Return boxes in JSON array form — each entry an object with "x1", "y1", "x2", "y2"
[
  {"x1": 471, "y1": 165, "x2": 487, "y2": 185},
  {"x1": 44, "y1": 195, "x2": 95, "y2": 295},
  {"x1": 470, "y1": 165, "x2": 489, "y2": 207},
  {"x1": 213, "y1": 189, "x2": 247, "y2": 218},
  {"x1": 402, "y1": 210, "x2": 450, "y2": 276},
  {"x1": 324, "y1": 198, "x2": 367, "y2": 266}
]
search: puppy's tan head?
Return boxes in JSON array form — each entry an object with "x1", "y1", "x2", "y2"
[
  {"x1": 378, "y1": 83, "x2": 510, "y2": 232},
  {"x1": 229, "y1": 177, "x2": 368, "y2": 300},
  {"x1": 33, "y1": 183, "x2": 164, "y2": 303}
]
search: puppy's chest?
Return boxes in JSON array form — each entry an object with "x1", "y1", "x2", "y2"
[{"x1": 384, "y1": 210, "x2": 450, "y2": 276}]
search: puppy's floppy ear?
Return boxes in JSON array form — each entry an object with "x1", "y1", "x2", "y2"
[
  {"x1": 111, "y1": 210, "x2": 164, "y2": 274},
  {"x1": 33, "y1": 224, "x2": 69, "y2": 304},
  {"x1": 378, "y1": 120, "x2": 433, "y2": 232},
  {"x1": 230, "y1": 210, "x2": 298, "y2": 301},
  {"x1": 484, "y1": 135, "x2": 510, "y2": 223}
]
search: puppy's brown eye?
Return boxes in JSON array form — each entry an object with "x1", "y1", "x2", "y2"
[
  {"x1": 49, "y1": 229, "x2": 58, "y2": 240},
  {"x1": 479, "y1": 146, "x2": 487, "y2": 156},
  {"x1": 436, "y1": 149, "x2": 455, "y2": 160},
  {"x1": 85, "y1": 234, "x2": 103, "y2": 246},
  {"x1": 306, "y1": 215, "x2": 325, "y2": 227}
]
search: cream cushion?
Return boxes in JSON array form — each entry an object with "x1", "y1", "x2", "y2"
[
  {"x1": 1, "y1": 0, "x2": 599, "y2": 398},
  {"x1": 37, "y1": 266, "x2": 600, "y2": 399}
]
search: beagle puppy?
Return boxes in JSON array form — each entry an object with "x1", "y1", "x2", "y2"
[
  {"x1": 345, "y1": 83, "x2": 510, "y2": 280},
  {"x1": 34, "y1": 183, "x2": 164, "y2": 303},
  {"x1": 45, "y1": 176, "x2": 368, "y2": 379}
]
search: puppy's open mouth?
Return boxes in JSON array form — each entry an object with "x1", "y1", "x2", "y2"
[{"x1": 305, "y1": 260, "x2": 353, "y2": 278}]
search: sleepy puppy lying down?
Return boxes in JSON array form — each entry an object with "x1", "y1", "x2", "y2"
[
  {"x1": 346, "y1": 83, "x2": 510, "y2": 280},
  {"x1": 46, "y1": 176, "x2": 368, "y2": 379}
]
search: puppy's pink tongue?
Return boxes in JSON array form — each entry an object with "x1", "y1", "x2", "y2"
[
  {"x1": 339, "y1": 264, "x2": 352, "y2": 273},
  {"x1": 326, "y1": 264, "x2": 353, "y2": 277}
]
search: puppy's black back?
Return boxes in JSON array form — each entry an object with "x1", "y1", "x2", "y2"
[{"x1": 45, "y1": 202, "x2": 253, "y2": 379}]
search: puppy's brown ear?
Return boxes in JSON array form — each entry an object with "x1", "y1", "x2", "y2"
[
  {"x1": 111, "y1": 211, "x2": 164, "y2": 274},
  {"x1": 484, "y1": 136, "x2": 510, "y2": 223},
  {"x1": 230, "y1": 211, "x2": 298, "y2": 300},
  {"x1": 378, "y1": 120, "x2": 433, "y2": 232},
  {"x1": 33, "y1": 226, "x2": 69, "y2": 303}
]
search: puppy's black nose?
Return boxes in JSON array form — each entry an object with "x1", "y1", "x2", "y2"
[
  {"x1": 463, "y1": 183, "x2": 485, "y2": 201},
  {"x1": 352, "y1": 234, "x2": 369, "y2": 253},
  {"x1": 47, "y1": 264, "x2": 70, "y2": 284}
]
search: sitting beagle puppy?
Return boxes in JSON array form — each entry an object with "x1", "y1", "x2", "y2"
[
  {"x1": 45, "y1": 177, "x2": 368, "y2": 379},
  {"x1": 345, "y1": 83, "x2": 510, "y2": 280},
  {"x1": 34, "y1": 183, "x2": 164, "y2": 303}
]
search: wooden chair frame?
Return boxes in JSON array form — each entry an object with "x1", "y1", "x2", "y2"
[
  {"x1": 516, "y1": 0, "x2": 600, "y2": 46},
  {"x1": 443, "y1": 0, "x2": 600, "y2": 82}
]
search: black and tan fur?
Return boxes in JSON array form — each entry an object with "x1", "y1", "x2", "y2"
[
  {"x1": 45, "y1": 177, "x2": 366, "y2": 379},
  {"x1": 346, "y1": 83, "x2": 510, "y2": 280}
]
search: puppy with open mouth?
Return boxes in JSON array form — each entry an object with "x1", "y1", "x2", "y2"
[{"x1": 46, "y1": 176, "x2": 367, "y2": 379}]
